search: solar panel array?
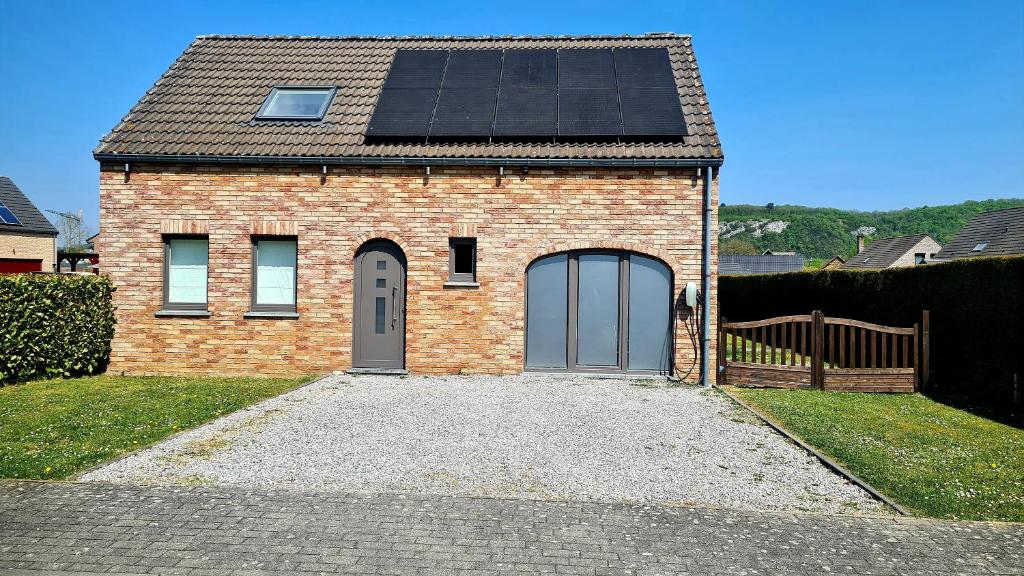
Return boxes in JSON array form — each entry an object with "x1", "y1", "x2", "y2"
[
  {"x1": 0, "y1": 200, "x2": 22, "y2": 225},
  {"x1": 366, "y1": 48, "x2": 686, "y2": 143}
]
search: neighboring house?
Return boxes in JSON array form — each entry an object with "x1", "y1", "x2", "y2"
[
  {"x1": 840, "y1": 234, "x2": 941, "y2": 270},
  {"x1": 0, "y1": 176, "x2": 58, "y2": 273},
  {"x1": 761, "y1": 249, "x2": 795, "y2": 256},
  {"x1": 933, "y1": 207, "x2": 1024, "y2": 260},
  {"x1": 719, "y1": 254, "x2": 804, "y2": 275},
  {"x1": 820, "y1": 256, "x2": 846, "y2": 269},
  {"x1": 94, "y1": 34, "x2": 723, "y2": 378}
]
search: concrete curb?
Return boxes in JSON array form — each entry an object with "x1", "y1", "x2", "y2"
[{"x1": 718, "y1": 386, "x2": 912, "y2": 517}]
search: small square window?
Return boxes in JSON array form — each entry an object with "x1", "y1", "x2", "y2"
[
  {"x1": 376, "y1": 278, "x2": 386, "y2": 288},
  {"x1": 449, "y1": 238, "x2": 476, "y2": 283},
  {"x1": 972, "y1": 242, "x2": 987, "y2": 252},
  {"x1": 376, "y1": 260, "x2": 387, "y2": 270},
  {"x1": 255, "y1": 86, "x2": 336, "y2": 121}
]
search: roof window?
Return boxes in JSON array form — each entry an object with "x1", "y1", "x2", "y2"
[
  {"x1": 0, "y1": 199, "x2": 22, "y2": 225},
  {"x1": 255, "y1": 86, "x2": 336, "y2": 121},
  {"x1": 972, "y1": 242, "x2": 987, "y2": 252}
]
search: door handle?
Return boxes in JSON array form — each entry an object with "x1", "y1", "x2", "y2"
[{"x1": 391, "y1": 286, "x2": 398, "y2": 329}]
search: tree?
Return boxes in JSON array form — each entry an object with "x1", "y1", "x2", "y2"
[
  {"x1": 719, "y1": 238, "x2": 759, "y2": 255},
  {"x1": 45, "y1": 209, "x2": 94, "y2": 252}
]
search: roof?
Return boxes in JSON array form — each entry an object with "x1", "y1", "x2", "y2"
[
  {"x1": 719, "y1": 255, "x2": 804, "y2": 276},
  {"x1": 841, "y1": 234, "x2": 933, "y2": 269},
  {"x1": 0, "y1": 177, "x2": 58, "y2": 236},
  {"x1": 934, "y1": 207, "x2": 1024, "y2": 259},
  {"x1": 93, "y1": 34, "x2": 722, "y2": 166},
  {"x1": 821, "y1": 256, "x2": 846, "y2": 268}
]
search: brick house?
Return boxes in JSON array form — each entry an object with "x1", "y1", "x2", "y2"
[
  {"x1": 0, "y1": 176, "x2": 58, "y2": 273},
  {"x1": 95, "y1": 35, "x2": 723, "y2": 379}
]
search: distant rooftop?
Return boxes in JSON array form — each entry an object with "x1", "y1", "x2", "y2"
[
  {"x1": 934, "y1": 207, "x2": 1024, "y2": 259},
  {"x1": 0, "y1": 177, "x2": 59, "y2": 236},
  {"x1": 841, "y1": 234, "x2": 934, "y2": 270}
]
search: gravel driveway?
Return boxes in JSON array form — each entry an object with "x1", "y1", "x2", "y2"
[{"x1": 82, "y1": 374, "x2": 888, "y2": 515}]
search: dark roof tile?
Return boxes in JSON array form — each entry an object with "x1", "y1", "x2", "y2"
[{"x1": 934, "y1": 207, "x2": 1024, "y2": 259}]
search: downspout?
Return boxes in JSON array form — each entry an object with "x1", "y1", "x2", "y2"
[{"x1": 701, "y1": 165, "x2": 714, "y2": 387}]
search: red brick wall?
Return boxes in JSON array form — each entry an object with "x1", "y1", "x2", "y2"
[{"x1": 98, "y1": 164, "x2": 718, "y2": 378}]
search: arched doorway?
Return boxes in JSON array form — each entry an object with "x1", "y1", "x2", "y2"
[
  {"x1": 525, "y1": 250, "x2": 673, "y2": 374},
  {"x1": 352, "y1": 239, "x2": 407, "y2": 370}
]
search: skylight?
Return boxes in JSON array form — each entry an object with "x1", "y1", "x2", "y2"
[
  {"x1": 255, "y1": 86, "x2": 336, "y2": 120},
  {"x1": 0, "y1": 200, "x2": 22, "y2": 225},
  {"x1": 972, "y1": 242, "x2": 988, "y2": 252}
]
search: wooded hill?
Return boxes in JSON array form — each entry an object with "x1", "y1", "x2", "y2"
[{"x1": 719, "y1": 198, "x2": 1024, "y2": 259}]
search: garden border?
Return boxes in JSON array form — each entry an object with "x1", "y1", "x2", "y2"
[
  {"x1": 70, "y1": 373, "x2": 331, "y2": 480},
  {"x1": 719, "y1": 386, "x2": 911, "y2": 516}
]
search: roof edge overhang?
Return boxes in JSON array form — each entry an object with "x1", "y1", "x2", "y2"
[
  {"x1": 94, "y1": 152, "x2": 724, "y2": 169},
  {"x1": 0, "y1": 228, "x2": 59, "y2": 238}
]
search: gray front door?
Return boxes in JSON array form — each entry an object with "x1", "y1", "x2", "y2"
[{"x1": 353, "y1": 241, "x2": 406, "y2": 369}]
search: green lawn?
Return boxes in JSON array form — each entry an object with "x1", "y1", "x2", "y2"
[
  {"x1": 730, "y1": 387, "x2": 1024, "y2": 522},
  {"x1": 0, "y1": 375, "x2": 313, "y2": 480},
  {"x1": 724, "y1": 334, "x2": 807, "y2": 365}
]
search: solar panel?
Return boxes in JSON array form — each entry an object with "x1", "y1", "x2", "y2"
[
  {"x1": 613, "y1": 48, "x2": 677, "y2": 88},
  {"x1": 366, "y1": 46, "x2": 685, "y2": 143},
  {"x1": 441, "y1": 50, "x2": 502, "y2": 88},
  {"x1": 501, "y1": 50, "x2": 556, "y2": 87},
  {"x1": 366, "y1": 88, "x2": 440, "y2": 138},
  {"x1": 368, "y1": 50, "x2": 450, "y2": 138},
  {"x1": 427, "y1": 50, "x2": 502, "y2": 138},
  {"x1": 557, "y1": 49, "x2": 616, "y2": 88},
  {"x1": 429, "y1": 87, "x2": 499, "y2": 138},
  {"x1": 557, "y1": 88, "x2": 621, "y2": 137},
  {"x1": 493, "y1": 50, "x2": 557, "y2": 138},
  {"x1": 0, "y1": 200, "x2": 21, "y2": 225},
  {"x1": 383, "y1": 50, "x2": 449, "y2": 89},
  {"x1": 619, "y1": 87, "x2": 687, "y2": 139},
  {"x1": 493, "y1": 87, "x2": 557, "y2": 138}
]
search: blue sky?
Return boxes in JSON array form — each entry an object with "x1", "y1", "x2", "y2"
[{"x1": 1, "y1": 0, "x2": 1022, "y2": 231}]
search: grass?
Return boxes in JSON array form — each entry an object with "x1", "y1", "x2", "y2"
[
  {"x1": 730, "y1": 387, "x2": 1024, "y2": 522},
  {"x1": 0, "y1": 374, "x2": 313, "y2": 480},
  {"x1": 724, "y1": 334, "x2": 807, "y2": 365}
]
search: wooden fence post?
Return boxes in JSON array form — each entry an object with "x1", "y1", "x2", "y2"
[
  {"x1": 913, "y1": 322, "x2": 920, "y2": 392},
  {"x1": 811, "y1": 310, "x2": 825, "y2": 389},
  {"x1": 922, "y1": 310, "x2": 930, "y2": 391}
]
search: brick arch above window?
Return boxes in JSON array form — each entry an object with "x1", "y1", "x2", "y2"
[
  {"x1": 520, "y1": 241, "x2": 678, "y2": 273},
  {"x1": 350, "y1": 232, "x2": 413, "y2": 261}
]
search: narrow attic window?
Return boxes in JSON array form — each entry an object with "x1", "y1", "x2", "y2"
[
  {"x1": 255, "y1": 86, "x2": 336, "y2": 121},
  {"x1": 972, "y1": 242, "x2": 988, "y2": 252}
]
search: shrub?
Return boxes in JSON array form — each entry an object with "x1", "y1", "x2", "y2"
[
  {"x1": 719, "y1": 257, "x2": 1024, "y2": 406},
  {"x1": 0, "y1": 274, "x2": 116, "y2": 384}
]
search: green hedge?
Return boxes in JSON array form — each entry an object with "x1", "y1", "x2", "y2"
[
  {"x1": 719, "y1": 257, "x2": 1024, "y2": 405},
  {"x1": 0, "y1": 274, "x2": 116, "y2": 384}
]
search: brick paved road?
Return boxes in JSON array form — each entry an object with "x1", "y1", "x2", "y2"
[{"x1": 1, "y1": 481, "x2": 1021, "y2": 576}]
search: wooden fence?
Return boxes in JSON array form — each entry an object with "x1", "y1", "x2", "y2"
[{"x1": 718, "y1": 310, "x2": 929, "y2": 393}]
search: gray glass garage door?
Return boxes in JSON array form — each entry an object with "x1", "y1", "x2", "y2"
[{"x1": 525, "y1": 251, "x2": 672, "y2": 373}]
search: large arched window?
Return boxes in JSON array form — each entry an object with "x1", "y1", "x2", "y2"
[{"x1": 525, "y1": 251, "x2": 672, "y2": 374}]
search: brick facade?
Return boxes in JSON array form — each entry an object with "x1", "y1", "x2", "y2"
[
  {"x1": 889, "y1": 236, "x2": 943, "y2": 268},
  {"x1": 98, "y1": 163, "x2": 718, "y2": 379},
  {"x1": 0, "y1": 232, "x2": 56, "y2": 271}
]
